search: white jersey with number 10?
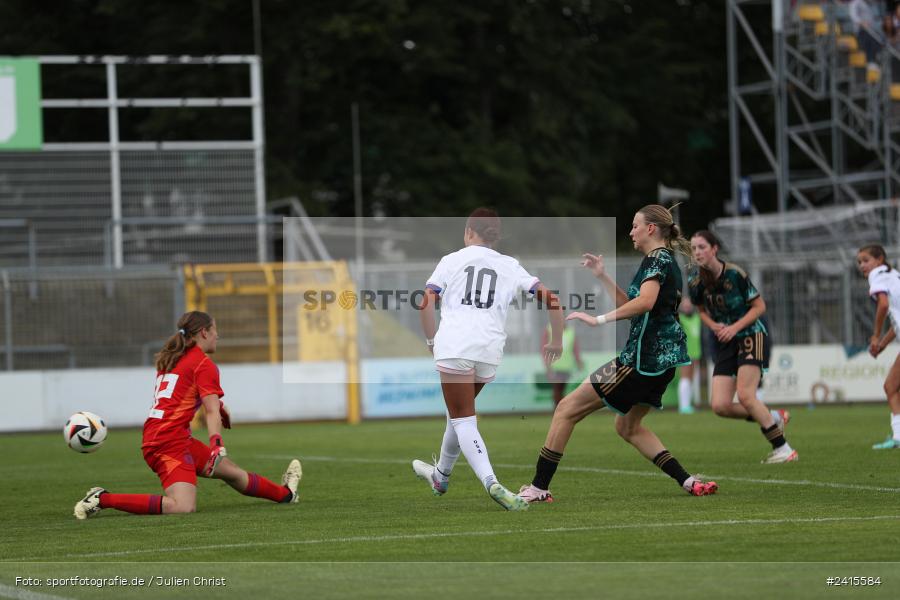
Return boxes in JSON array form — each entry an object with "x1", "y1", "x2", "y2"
[{"x1": 426, "y1": 245, "x2": 540, "y2": 365}]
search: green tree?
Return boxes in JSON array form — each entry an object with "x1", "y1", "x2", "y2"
[{"x1": 0, "y1": 0, "x2": 730, "y2": 234}]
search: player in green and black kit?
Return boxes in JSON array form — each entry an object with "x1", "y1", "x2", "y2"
[
  {"x1": 518, "y1": 205, "x2": 718, "y2": 503},
  {"x1": 689, "y1": 230, "x2": 797, "y2": 464}
]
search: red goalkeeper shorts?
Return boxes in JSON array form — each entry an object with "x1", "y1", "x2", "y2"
[{"x1": 143, "y1": 437, "x2": 211, "y2": 489}]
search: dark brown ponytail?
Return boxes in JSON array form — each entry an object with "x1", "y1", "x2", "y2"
[
  {"x1": 154, "y1": 311, "x2": 214, "y2": 372},
  {"x1": 859, "y1": 244, "x2": 892, "y2": 271},
  {"x1": 692, "y1": 230, "x2": 722, "y2": 290}
]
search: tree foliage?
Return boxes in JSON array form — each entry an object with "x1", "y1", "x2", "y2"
[{"x1": 0, "y1": 0, "x2": 729, "y2": 233}]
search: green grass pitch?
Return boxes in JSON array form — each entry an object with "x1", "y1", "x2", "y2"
[{"x1": 2, "y1": 405, "x2": 900, "y2": 599}]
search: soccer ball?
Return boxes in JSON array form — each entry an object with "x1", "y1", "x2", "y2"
[{"x1": 64, "y1": 411, "x2": 107, "y2": 453}]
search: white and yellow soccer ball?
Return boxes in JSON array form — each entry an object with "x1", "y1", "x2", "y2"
[{"x1": 64, "y1": 411, "x2": 108, "y2": 453}]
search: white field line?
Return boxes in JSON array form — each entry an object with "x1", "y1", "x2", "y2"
[
  {"x1": 0, "y1": 584, "x2": 72, "y2": 600},
  {"x1": 258, "y1": 454, "x2": 900, "y2": 494},
  {"x1": 17, "y1": 514, "x2": 900, "y2": 560}
]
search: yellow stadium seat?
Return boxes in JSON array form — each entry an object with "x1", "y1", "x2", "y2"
[
  {"x1": 867, "y1": 66, "x2": 881, "y2": 83},
  {"x1": 837, "y1": 35, "x2": 859, "y2": 51},
  {"x1": 850, "y1": 51, "x2": 867, "y2": 67},
  {"x1": 814, "y1": 21, "x2": 840, "y2": 36},
  {"x1": 891, "y1": 84, "x2": 900, "y2": 101},
  {"x1": 798, "y1": 4, "x2": 825, "y2": 21}
]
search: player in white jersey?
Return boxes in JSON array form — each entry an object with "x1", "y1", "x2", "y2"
[
  {"x1": 857, "y1": 244, "x2": 900, "y2": 449},
  {"x1": 412, "y1": 208, "x2": 564, "y2": 510}
]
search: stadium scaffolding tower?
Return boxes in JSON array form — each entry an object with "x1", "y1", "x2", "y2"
[
  {"x1": 723, "y1": 1, "x2": 900, "y2": 345},
  {"x1": 727, "y1": 0, "x2": 900, "y2": 234}
]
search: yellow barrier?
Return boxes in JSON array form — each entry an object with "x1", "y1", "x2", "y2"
[{"x1": 184, "y1": 262, "x2": 361, "y2": 424}]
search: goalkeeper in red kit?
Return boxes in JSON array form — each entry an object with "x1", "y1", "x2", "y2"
[{"x1": 73, "y1": 311, "x2": 301, "y2": 519}]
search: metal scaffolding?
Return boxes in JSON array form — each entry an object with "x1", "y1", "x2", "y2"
[
  {"x1": 722, "y1": 1, "x2": 900, "y2": 344},
  {"x1": 727, "y1": 0, "x2": 900, "y2": 231}
]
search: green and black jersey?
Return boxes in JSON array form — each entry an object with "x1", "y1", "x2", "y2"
[
  {"x1": 688, "y1": 261, "x2": 767, "y2": 338},
  {"x1": 618, "y1": 248, "x2": 690, "y2": 375}
]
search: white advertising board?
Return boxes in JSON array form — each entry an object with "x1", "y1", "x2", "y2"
[
  {"x1": 764, "y1": 345, "x2": 893, "y2": 404},
  {"x1": 0, "y1": 362, "x2": 347, "y2": 432}
]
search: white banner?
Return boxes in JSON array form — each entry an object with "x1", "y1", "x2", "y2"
[{"x1": 764, "y1": 344, "x2": 894, "y2": 404}]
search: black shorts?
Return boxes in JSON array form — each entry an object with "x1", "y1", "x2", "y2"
[
  {"x1": 713, "y1": 331, "x2": 770, "y2": 377},
  {"x1": 589, "y1": 358, "x2": 676, "y2": 415}
]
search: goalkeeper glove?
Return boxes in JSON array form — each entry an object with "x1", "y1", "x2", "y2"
[{"x1": 203, "y1": 434, "x2": 227, "y2": 476}]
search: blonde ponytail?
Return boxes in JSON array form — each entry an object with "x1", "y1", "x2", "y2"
[{"x1": 638, "y1": 204, "x2": 692, "y2": 258}]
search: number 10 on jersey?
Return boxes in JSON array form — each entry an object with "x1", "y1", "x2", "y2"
[{"x1": 462, "y1": 266, "x2": 498, "y2": 309}]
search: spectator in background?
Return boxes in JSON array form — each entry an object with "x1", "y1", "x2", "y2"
[
  {"x1": 851, "y1": 0, "x2": 884, "y2": 68},
  {"x1": 678, "y1": 298, "x2": 702, "y2": 415},
  {"x1": 885, "y1": 3, "x2": 900, "y2": 46},
  {"x1": 881, "y1": 4, "x2": 898, "y2": 43},
  {"x1": 541, "y1": 322, "x2": 585, "y2": 406},
  {"x1": 888, "y1": 4, "x2": 900, "y2": 80}
]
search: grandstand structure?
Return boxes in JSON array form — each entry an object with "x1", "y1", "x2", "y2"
[
  {"x1": 0, "y1": 55, "x2": 273, "y2": 370},
  {"x1": 727, "y1": 0, "x2": 900, "y2": 215},
  {"x1": 0, "y1": 55, "x2": 269, "y2": 269},
  {"x1": 722, "y1": 0, "x2": 900, "y2": 345}
]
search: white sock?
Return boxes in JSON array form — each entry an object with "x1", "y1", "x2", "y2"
[
  {"x1": 450, "y1": 415, "x2": 497, "y2": 491},
  {"x1": 436, "y1": 415, "x2": 460, "y2": 480},
  {"x1": 678, "y1": 379, "x2": 692, "y2": 411},
  {"x1": 891, "y1": 413, "x2": 900, "y2": 441}
]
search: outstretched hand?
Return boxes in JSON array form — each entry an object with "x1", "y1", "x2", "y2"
[
  {"x1": 566, "y1": 312, "x2": 600, "y2": 327},
  {"x1": 580, "y1": 253, "x2": 606, "y2": 278}
]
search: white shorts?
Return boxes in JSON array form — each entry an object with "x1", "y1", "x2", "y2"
[{"x1": 435, "y1": 358, "x2": 497, "y2": 383}]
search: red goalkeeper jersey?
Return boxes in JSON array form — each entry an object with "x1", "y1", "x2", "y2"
[{"x1": 142, "y1": 345, "x2": 224, "y2": 449}]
